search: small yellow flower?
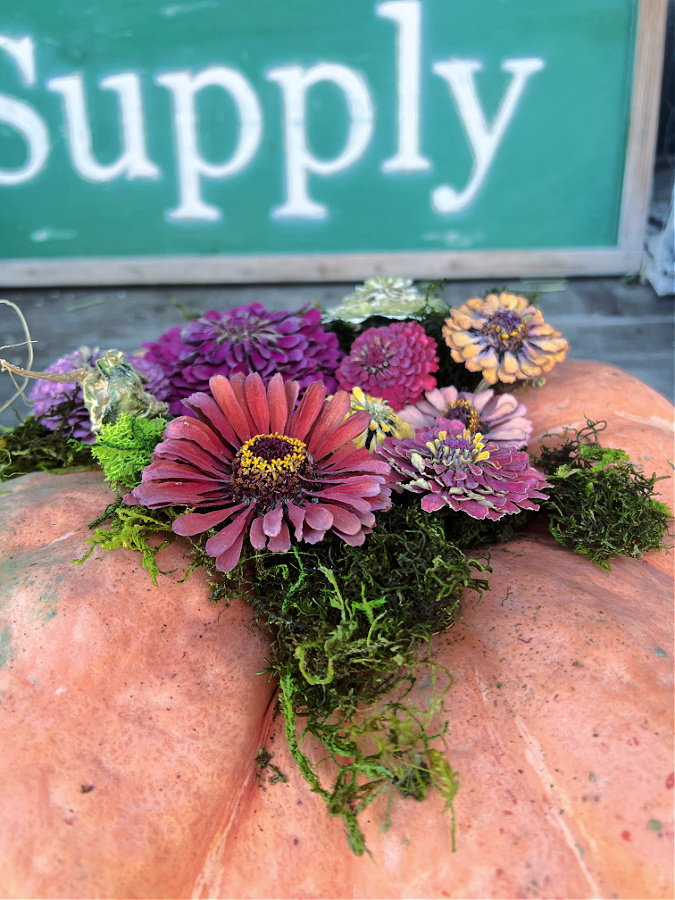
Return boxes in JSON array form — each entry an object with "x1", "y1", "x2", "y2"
[{"x1": 348, "y1": 386, "x2": 413, "y2": 451}]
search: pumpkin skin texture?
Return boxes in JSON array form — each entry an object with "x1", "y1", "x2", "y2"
[
  {"x1": 0, "y1": 470, "x2": 276, "y2": 899},
  {"x1": 0, "y1": 361, "x2": 672, "y2": 899}
]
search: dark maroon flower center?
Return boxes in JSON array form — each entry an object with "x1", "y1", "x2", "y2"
[
  {"x1": 483, "y1": 311, "x2": 528, "y2": 352},
  {"x1": 231, "y1": 432, "x2": 317, "y2": 508},
  {"x1": 441, "y1": 399, "x2": 484, "y2": 434}
]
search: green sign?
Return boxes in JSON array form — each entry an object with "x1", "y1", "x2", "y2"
[{"x1": 0, "y1": 0, "x2": 665, "y2": 284}]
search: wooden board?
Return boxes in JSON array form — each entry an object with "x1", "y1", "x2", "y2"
[{"x1": 0, "y1": 0, "x2": 667, "y2": 285}]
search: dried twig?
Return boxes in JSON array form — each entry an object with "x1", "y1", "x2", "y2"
[{"x1": 0, "y1": 300, "x2": 38, "y2": 415}]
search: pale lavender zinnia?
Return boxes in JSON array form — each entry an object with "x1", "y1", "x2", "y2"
[
  {"x1": 126, "y1": 372, "x2": 391, "y2": 572},
  {"x1": 375, "y1": 418, "x2": 549, "y2": 520},
  {"x1": 398, "y1": 386, "x2": 533, "y2": 448},
  {"x1": 143, "y1": 303, "x2": 343, "y2": 416},
  {"x1": 29, "y1": 347, "x2": 170, "y2": 443}
]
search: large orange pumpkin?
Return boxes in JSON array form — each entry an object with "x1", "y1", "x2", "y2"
[{"x1": 0, "y1": 360, "x2": 672, "y2": 899}]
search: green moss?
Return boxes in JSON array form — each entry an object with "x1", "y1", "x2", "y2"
[
  {"x1": 0, "y1": 407, "x2": 95, "y2": 482},
  {"x1": 535, "y1": 420, "x2": 672, "y2": 568},
  {"x1": 218, "y1": 502, "x2": 489, "y2": 854},
  {"x1": 90, "y1": 414, "x2": 167, "y2": 491}
]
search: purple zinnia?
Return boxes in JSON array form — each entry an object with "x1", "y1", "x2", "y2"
[
  {"x1": 398, "y1": 386, "x2": 533, "y2": 447},
  {"x1": 375, "y1": 418, "x2": 549, "y2": 520},
  {"x1": 126, "y1": 372, "x2": 391, "y2": 573},
  {"x1": 29, "y1": 347, "x2": 170, "y2": 443},
  {"x1": 142, "y1": 303, "x2": 343, "y2": 416},
  {"x1": 335, "y1": 321, "x2": 438, "y2": 412}
]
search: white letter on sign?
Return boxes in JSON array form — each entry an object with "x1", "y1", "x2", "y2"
[
  {"x1": 431, "y1": 58, "x2": 544, "y2": 214},
  {"x1": 47, "y1": 72, "x2": 160, "y2": 182},
  {"x1": 157, "y1": 67, "x2": 262, "y2": 221},
  {"x1": 268, "y1": 63, "x2": 374, "y2": 219},
  {"x1": 377, "y1": 0, "x2": 430, "y2": 173},
  {"x1": 0, "y1": 35, "x2": 50, "y2": 186}
]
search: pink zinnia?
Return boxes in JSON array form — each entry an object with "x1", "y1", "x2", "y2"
[
  {"x1": 336, "y1": 321, "x2": 438, "y2": 412},
  {"x1": 375, "y1": 418, "x2": 549, "y2": 520},
  {"x1": 126, "y1": 372, "x2": 391, "y2": 572},
  {"x1": 399, "y1": 386, "x2": 533, "y2": 447}
]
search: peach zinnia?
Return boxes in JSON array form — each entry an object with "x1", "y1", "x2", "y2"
[
  {"x1": 442, "y1": 293, "x2": 568, "y2": 385},
  {"x1": 126, "y1": 372, "x2": 391, "y2": 572}
]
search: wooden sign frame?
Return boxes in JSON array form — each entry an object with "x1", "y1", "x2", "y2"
[{"x1": 0, "y1": 0, "x2": 667, "y2": 287}]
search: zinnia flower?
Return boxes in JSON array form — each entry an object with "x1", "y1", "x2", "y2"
[
  {"x1": 347, "y1": 387, "x2": 414, "y2": 452},
  {"x1": 328, "y1": 277, "x2": 444, "y2": 325},
  {"x1": 143, "y1": 303, "x2": 343, "y2": 416},
  {"x1": 126, "y1": 372, "x2": 391, "y2": 572},
  {"x1": 399, "y1": 386, "x2": 532, "y2": 447},
  {"x1": 30, "y1": 347, "x2": 170, "y2": 443},
  {"x1": 442, "y1": 293, "x2": 568, "y2": 384},
  {"x1": 375, "y1": 418, "x2": 549, "y2": 519},
  {"x1": 336, "y1": 321, "x2": 438, "y2": 411}
]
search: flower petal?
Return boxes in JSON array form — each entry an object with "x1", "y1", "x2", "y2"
[
  {"x1": 173, "y1": 505, "x2": 246, "y2": 536},
  {"x1": 209, "y1": 375, "x2": 252, "y2": 443},
  {"x1": 245, "y1": 372, "x2": 270, "y2": 435},
  {"x1": 205, "y1": 506, "x2": 254, "y2": 557},
  {"x1": 289, "y1": 380, "x2": 326, "y2": 441},
  {"x1": 303, "y1": 504, "x2": 333, "y2": 532},
  {"x1": 267, "y1": 373, "x2": 289, "y2": 434},
  {"x1": 310, "y1": 409, "x2": 371, "y2": 461},
  {"x1": 183, "y1": 393, "x2": 239, "y2": 452},
  {"x1": 267, "y1": 519, "x2": 291, "y2": 552},
  {"x1": 306, "y1": 391, "x2": 352, "y2": 456},
  {"x1": 263, "y1": 504, "x2": 283, "y2": 537},
  {"x1": 321, "y1": 503, "x2": 362, "y2": 535},
  {"x1": 285, "y1": 501, "x2": 305, "y2": 539},
  {"x1": 249, "y1": 515, "x2": 267, "y2": 550}
]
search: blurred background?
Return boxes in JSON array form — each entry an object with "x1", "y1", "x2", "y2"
[{"x1": 0, "y1": 0, "x2": 673, "y2": 428}]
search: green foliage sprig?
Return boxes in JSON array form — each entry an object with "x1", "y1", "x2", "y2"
[
  {"x1": 74, "y1": 502, "x2": 182, "y2": 584},
  {"x1": 535, "y1": 420, "x2": 671, "y2": 568},
  {"x1": 90, "y1": 413, "x2": 167, "y2": 491}
]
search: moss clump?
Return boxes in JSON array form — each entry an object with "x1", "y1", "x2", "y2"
[
  {"x1": 90, "y1": 414, "x2": 167, "y2": 491},
  {"x1": 0, "y1": 406, "x2": 94, "y2": 483},
  {"x1": 536, "y1": 420, "x2": 672, "y2": 568},
  {"x1": 221, "y1": 501, "x2": 489, "y2": 854}
]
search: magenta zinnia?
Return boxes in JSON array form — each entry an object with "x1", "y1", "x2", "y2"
[
  {"x1": 399, "y1": 385, "x2": 533, "y2": 447},
  {"x1": 442, "y1": 293, "x2": 568, "y2": 385},
  {"x1": 375, "y1": 418, "x2": 549, "y2": 519},
  {"x1": 143, "y1": 303, "x2": 343, "y2": 416},
  {"x1": 126, "y1": 372, "x2": 391, "y2": 572},
  {"x1": 336, "y1": 321, "x2": 438, "y2": 411}
]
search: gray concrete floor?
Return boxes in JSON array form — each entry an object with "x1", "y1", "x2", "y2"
[{"x1": 1, "y1": 277, "x2": 673, "y2": 431}]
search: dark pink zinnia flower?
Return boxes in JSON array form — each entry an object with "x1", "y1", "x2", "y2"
[
  {"x1": 336, "y1": 321, "x2": 438, "y2": 412},
  {"x1": 126, "y1": 372, "x2": 391, "y2": 572},
  {"x1": 142, "y1": 303, "x2": 343, "y2": 416},
  {"x1": 375, "y1": 418, "x2": 549, "y2": 520}
]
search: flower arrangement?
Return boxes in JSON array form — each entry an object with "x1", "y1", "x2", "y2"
[{"x1": 0, "y1": 280, "x2": 670, "y2": 858}]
